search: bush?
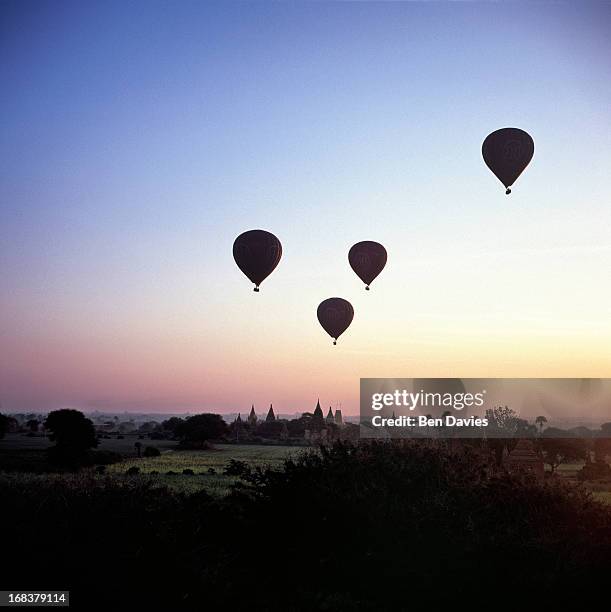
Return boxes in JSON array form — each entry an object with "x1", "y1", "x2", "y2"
[
  {"x1": 95, "y1": 465, "x2": 106, "y2": 474},
  {"x1": 149, "y1": 470, "x2": 159, "y2": 475},
  {"x1": 143, "y1": 446, "x2": 161, "y2": 457},
  {"x1": 207, "y1": 467, "x2": 216, "y2": 475},
  {"x1": 166, "y1": 470, "x2": 177, "y2": 475},
  {"x1": 126, "y1": 466, "x2": 140, "y2": 476},
  {"x1": 223, "y1": 459, "x2": 251, "y2": 477},
  {"x1": 2, "y1": 442, "x2": 611, "y2": 608},
  {"x1": 182, "y1": 469, "x2": 195, "y2": 475}
]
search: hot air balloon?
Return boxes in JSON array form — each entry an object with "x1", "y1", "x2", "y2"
[
  {"x1": 317, "y1": 298, "x2": 354, "y2": 345},
  {"x1": 349, "y1": 241, "x2": 387, "y2": 290},
  {"x1": 233, "y1": 230, "x2": 282, "y2": 292},
  {"x1": 482, "y1": 128, "x2": 534, "y2": 194}
]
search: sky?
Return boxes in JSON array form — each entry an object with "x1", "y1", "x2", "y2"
[{"x1": 1, "y1": 1, "x2": 610, "y2": 415}]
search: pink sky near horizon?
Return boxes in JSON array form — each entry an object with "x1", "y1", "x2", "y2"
[{"x1": 2, "y1": 3, "x2": 611, "y2": 415}]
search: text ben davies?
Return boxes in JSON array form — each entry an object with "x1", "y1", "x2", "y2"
[{"x1": 372, "y1": 415, "x2": 489, "y2": 428}]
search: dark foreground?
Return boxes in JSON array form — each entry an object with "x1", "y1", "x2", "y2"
[{"x1": 3, "y1": 442, "x2": 611, "y2": 609}]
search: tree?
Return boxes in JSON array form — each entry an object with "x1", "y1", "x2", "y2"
[
  {"x1": 539, "y1": 437, "x2": 586, "y2": 473},
  {"x1": 26, "y1": 418, "x2": 39, "y2": 433},
  {"x1": 535, "y1": 416, "x2": 547, "y2": 434},
  {"x1": 44, "y1": 409, "x2": 98, "y2": 467},
  {"x1": 601, "y1": 422, "x2": 611, "y2": 436},
  {"x1": 176, "y1": 414, "x2": 228, "y2": 449},
  {"x1": 143, "y1": 446, "x2": 161, "y2": 457},
  {"x1": 485, "y1": 406, "x2": 535, "y2": 466},
  {"x1": 161, "y1": 417, "x2": 184, "y2": 436},
  {"x1": 0, "y1": 413, "x2": 10, "y2": 439},
  {"x1": 134, "y1": 442, "x2": 142, "y2": 457},
  {"x1": 256, "y1": 419, "x2": 286, "y2": 440},
  {"x1": 138, "y1": 421, "x2": 159, "y2": 434},
  {"x1": 593, "y1": 436, "x2": 611, "y2": 463}
]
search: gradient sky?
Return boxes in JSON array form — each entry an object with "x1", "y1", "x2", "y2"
[{"x1": 1, "y1": 1, "x2": 610, "y2": 414}]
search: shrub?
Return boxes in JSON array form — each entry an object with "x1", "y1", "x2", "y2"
[
  {"x1": 207, "y1": 467, "x2": 216, "y2": 475},
  {"x1": 126, "y1": 466, "x2": 140, "y2": 475},
  {"x1": 95, "y1": 465, "x2": 106, "y2": 474},
  {"x1": 223, "y1": 459, "x2": 251, "y2": 477},
  {"x1": 166, "y1": 470, "x2": 177, "y2": 475},
  {"x1": 143, "y1": 446, "x2": 161, "y2": 457},
  {"x1": 149, "y1": 470, "x2": 159, "y2": 475},
  {"x1": 182, "y1": 469, "x2": 195, "y2": 475}
]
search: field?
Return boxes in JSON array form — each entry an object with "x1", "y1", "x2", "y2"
[
  {"x1": 0, "y1": 433, "x2": 306, "y2": 496},
  {"x1": 5, "y1": 433, "x2": 611, "y2": 501},
  {"x1": 550, "y1": 461, "x2": 611, "y2": 505},
  {"x1": 106, "y1": 443, "x2": 303, "y2": 494}
]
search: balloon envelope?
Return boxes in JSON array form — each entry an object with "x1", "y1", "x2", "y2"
[
  {"x1": 233, "y1": 230, "x2": 282, "y2": 291},
  {"x1": 349, "y1": 241, "x2": 387, "y2": 289},
  {"x1": 482, "y1": 128, "x2": 534, "y2": 194},
  {"x1": 317, "y1": 298, "x2": 354, "y2": 345}
]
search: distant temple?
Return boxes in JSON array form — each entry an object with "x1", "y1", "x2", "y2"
[
  {"x1": 304, "y1": 399, "x2": 354, "y2": 445},
  {"x1": 266, "y1": 404, "x2": 276, "y2": 422},
  {"x1": 248, "y1": 405, "x2": 257, "y2": 426},
  {"x1": 503, "y1": 439, "x2": 544, "y2": 480}
]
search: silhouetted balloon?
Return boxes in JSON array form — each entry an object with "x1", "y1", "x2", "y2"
[
  {"x1": 317, "y1": 298, "x2": 354, "y2": 345},
  {"x1": 233, "y1": 230, "x2": 282, "y2": 292},
  {"x1": 349, "y1": 241, "x2": 387, "y2": 290},
  {"x1": 482, "y1": 128, "x2": 534, "y2": 194}
]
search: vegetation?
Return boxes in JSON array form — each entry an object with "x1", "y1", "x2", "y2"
[
  {"x1": 176, "y1": 413, "x2": 228, "y2": 448},
  {"x1": 539, "y1": 436, "x2": 587, "y2": 473},
  {"x1": 2, "y1": 441, "x2": 611, "y2": 608},
  {"x1": 0, "y1": 413, "x2": 10, "y2": 439},
  {"x1": 45, "y1": 409, "x2": 98, "y2": 468}
]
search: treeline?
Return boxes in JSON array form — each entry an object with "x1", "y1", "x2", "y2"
[{"x1": 2, "y1": 441, "x2": 611, "y2": 609}]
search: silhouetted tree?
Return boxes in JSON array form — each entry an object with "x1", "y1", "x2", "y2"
[
  {"x1": 134, "y1": 442, "x2": 142, "y2": 457},
  {"x1": 143, "y1": 446, "x2": 161, "y2": 457},
  {"x1": 0, "y1": 413, "x2": 10, "y2": 439},
  {"x1": 161, "y1": 417, "x2": 184, "y2": 436},
  {"x1": 44, "y1": 409, "x2": 98, "y2": 468},
  {"x1": 539, "y1": 437, "x2": 587, "y2": 473},
  {"x1": 176, "y1": 414, "x2": 228, "y2": 449},
  {"x1": 486, "y1": 406, "x2": 536, "y2": 465}
]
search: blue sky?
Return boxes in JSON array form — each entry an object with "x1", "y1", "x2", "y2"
[{"x1": 1, "y1": 1, "x2": 610, "y2": 413}]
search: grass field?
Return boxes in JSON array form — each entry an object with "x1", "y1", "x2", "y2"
[
  {"x1": 5, "y1": 434, "x2": 611, "y2": 500},
  {"x1": 0, "y1": 434, "x2": 305, "y2": 496},
  {"x1": 106, "y1": 444, "x2": 303, "y2": 495}
]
